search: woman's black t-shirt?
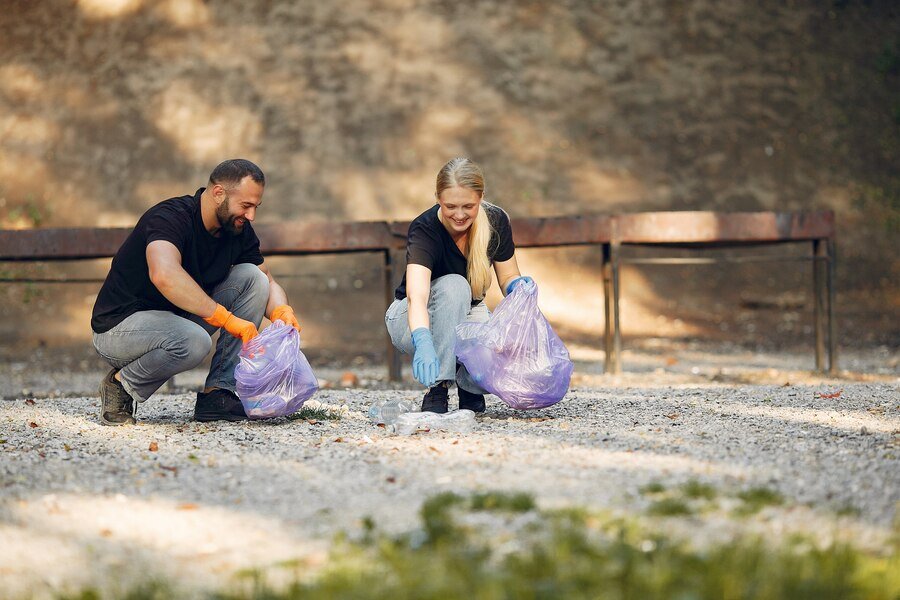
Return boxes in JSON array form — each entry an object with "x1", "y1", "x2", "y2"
[
  {"x1": 91, "y1": 188, "x2": 264, "y2": 333},
  {"x1": 394, "y1": 203, "x2": 515, "y2": 303}
]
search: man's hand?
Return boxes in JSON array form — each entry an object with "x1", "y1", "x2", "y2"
[
  {"x1": 270, "y1": 304, "x2": 301, "y2": 331},
  {"x1": 204, "y1": 304, "x2": 258, "y2": 344}
]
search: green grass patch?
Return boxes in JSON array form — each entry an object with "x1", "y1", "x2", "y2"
[
  {"x1": 837, "y1": 504, "x2": 862, "y2": 518},
  {"x1": 638, "y1": 481, "x2": 666, "y2": 495},
  {"x1": 680, "y1": 479, "x2": 718, "y2": 500},
  {"x1": 288, "y1": 405, "x2": 343, "y2": 421},
  {"x1": 647, "y1": 497, "x2": 694, "y2": 517},
  {"x1": 469, "y1": 491, "x2": 536, "y2": 513},
  {"x1": 735, "y1": 486, "x2": 785, "y2": 516},
  {"x1": 49, "y1": 492, "x2": 900, "y2": 600}
]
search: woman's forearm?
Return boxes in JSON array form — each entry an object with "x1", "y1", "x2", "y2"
[{"x1": 408, "y1": 295, "x2": 430, "y2": 332}]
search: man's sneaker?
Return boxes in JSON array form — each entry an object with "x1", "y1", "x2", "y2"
[
  {"x1": 458, "y1": 387, "x2": 486, "y2": 413},
  {"x1": 421, "y1": 383, "x2": 449, "y2": 414},
  {"x1": 194, "y1": 389, "x2": 249, "y2": 422},
  {"x1": 99, "y1": 369, "x2": 136, "y2": 426}
]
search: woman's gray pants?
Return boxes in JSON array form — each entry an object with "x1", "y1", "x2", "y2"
[
  {"x1": 92, "y1": 263, "x2": 269, "y2": 403},
  {"x1": 385, "y1": 274, "x2": 489, "y2": 394}
]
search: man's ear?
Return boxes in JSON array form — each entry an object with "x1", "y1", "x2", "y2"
[{"x1": 211, "y1": 183, "x2": 226, "y2": 204}]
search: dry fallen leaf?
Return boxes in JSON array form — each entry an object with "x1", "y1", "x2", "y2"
[
  {"x1": 428, "y1": 446, "x2": 441, "y2": 454},
  {"x1": 664, "y1": 356, "x2": 678, "y2": 366},
  {"x1": 665, "y1": 413, "x2": 679, "y2": 420},
  {"x1": 333, "y1": 437, "x2": 344, "y2": 443},
  {"x1": 28, "y1": 422, "x2": 39, "y2": 428},
  {"x1": 339, "y1": 372, "x2": 359, "y2": 387},
  {"x1": 100, "y1": 529, "x2": 113, "y2": 538},
  {"x1": 819, "y1": 389, "x2": 843, "y2": 399},
  {"x1": 148, "y1": 441, "x2": 159, "y2": 452},
  {"x1": 177, "y1": 503, "x2": 198, "y2": 511}
]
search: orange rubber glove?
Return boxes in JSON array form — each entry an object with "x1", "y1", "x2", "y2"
[
  {"x1": 204, "y1": 304, "x2": 258, "y2": 344},
  {"x1": 270, "y1": 304, "x2": 301, "y2": 332}
]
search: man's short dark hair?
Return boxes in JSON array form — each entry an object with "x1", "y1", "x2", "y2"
[{"x1": 208, "y1": 159, "x2": 265, "y2": 189}]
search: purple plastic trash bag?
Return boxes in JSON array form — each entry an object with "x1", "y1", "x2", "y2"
[
  {"x1": 235, "y1": 321, "x2": 318, "y2": 419},
  {"x1": 455, "y1": 281, "x2": 573, "y2": 410}
]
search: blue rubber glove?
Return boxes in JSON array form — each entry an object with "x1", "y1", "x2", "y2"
[
  {"x1": 411, "y1": 327, "x2": 440, "y2": 388},
  {"x1": 505, "y1": 275, "x2": 534, "y2": 296}
]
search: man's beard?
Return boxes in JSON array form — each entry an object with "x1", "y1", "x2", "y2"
[{"x1": 215, "y1": 196, "x2": 244, "y2": 236}]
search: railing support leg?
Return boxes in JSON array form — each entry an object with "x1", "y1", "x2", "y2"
[
  {"x1": 602, "y1": 243, "x2": 614, "y2": 374},
  {"x1": 827, "y1": 238, "x2": 838, "y2": 375},
  {"x1": 611, "y1": 240, "x2": 622, "y2": 374},
  {"x1": 813, "y1": 239, "x2": 825, "y2": 372}
]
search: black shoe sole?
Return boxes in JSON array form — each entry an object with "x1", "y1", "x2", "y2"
[
  {"x1": 193, "y1": 412, "x2": 249, "y2": 422},
  {"x1": 100, "y1": 414, "x2": 136, "y2": 426}
]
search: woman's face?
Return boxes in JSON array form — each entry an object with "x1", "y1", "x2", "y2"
[{"x1": 437, "y1": 186, "x2": 482, "y2": 235}]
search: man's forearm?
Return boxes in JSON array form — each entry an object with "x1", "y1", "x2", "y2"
[
  {"x1": 152, "y1": 265, "x2": 218, "y2": 318},
  {"x1": 265, "y1": 280, "x2": 290, "y2": 317}
]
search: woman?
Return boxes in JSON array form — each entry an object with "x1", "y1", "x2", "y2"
[{"x1": 385, "y1": 158, "x2": 533, "y2": 413}]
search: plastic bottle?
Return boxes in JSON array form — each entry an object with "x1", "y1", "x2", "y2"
[
  {"x1": 395, "y1": 409, "x2": 477, "y2": 436},
  {"x1": 368, "y1": 398, "x2": 418, "y2": 425}
]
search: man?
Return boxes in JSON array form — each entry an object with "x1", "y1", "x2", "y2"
[{"x1": 91, "y1": 159, "x2": 301, "y2": 425}]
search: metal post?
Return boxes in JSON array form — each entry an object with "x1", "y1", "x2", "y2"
[
  {"x1": 813, "y1": 239, "x2": 825, "y2": 372},
  {"x1": 602, "y1": 243, "x2": 614, "y2": 374},
  {"x1": 827, "y1": 239, "x2": 838, "y2": 375},
  {"x1": 384, "y1": 249, "x2": 405, "y2": 382},
  {"x1": 611, "y1": 240, "x2": 622, "y2": 374}
]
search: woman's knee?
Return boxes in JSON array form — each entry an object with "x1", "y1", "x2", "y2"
[{"x1": 430, "y1": 275, "x2": 471, "y2": 307}]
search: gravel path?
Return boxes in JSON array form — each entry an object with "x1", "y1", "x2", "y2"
[{"x1": 1, "y1": 380, "x2": 898, "y2": 598}]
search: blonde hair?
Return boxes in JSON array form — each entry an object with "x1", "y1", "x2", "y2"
[{"x1": 436, "y1": 158, "x2": 494, "y2": 300}]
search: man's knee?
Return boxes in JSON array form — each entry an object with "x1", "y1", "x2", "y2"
[
  {"x1": 168, "y1": 325, "x2": 212, "y2": 367},
  {"x1": 230, "y1": 263, "x2": 269, "y2": 296}
]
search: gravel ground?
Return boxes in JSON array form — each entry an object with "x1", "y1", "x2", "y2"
[{"x1": 0, "y1": 364, "x2": 898, "y2": 598}]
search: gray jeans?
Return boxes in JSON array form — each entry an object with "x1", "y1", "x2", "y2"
[
  {"x1": 385, "y1": 274, "x2": 489, "y2": 394},
  {"x1": 92, "y1": 263, "x2": 269, "y2": 403}
]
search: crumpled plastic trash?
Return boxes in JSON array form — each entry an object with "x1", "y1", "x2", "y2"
[
  {"x1": 368, "y1": 398, "x2": 418, "y2": 425},
  {"x1": 395, "y1": 409, "x2": 477, "y2": 435},
  {"x1": 455, "y1": 281, "x2": 573, "y2": 410},
  {"x1": 235, "y1": 321, "x2": 318, "y2": 419}
]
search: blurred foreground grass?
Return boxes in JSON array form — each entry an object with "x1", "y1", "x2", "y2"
[{"x1": 61, "y1": 492, "x2": 899, "y2": 600}]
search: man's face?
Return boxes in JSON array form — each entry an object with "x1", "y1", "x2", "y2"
[{"x1": 214, "y1": 176, "x2": 264, "y2": 235}]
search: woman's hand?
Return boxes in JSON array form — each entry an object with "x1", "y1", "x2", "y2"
[
  {"x1": 411, "y1": 327, "x2": 440, "y2": 387},
  {"x1": 505, "y1": 275, "x2": 534, "y2": 295}
]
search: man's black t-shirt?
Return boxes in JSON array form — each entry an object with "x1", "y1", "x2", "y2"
[
  {"x1": 394, "y1": 203, "x2": 515, "y2": 303},
  {"x1": 91, "y1": 188, "x2": 264, "y2": 333}
]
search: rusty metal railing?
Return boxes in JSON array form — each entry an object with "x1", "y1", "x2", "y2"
[{"x1": 0, "y1": 210, "x2": 837, "y2": 378}]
